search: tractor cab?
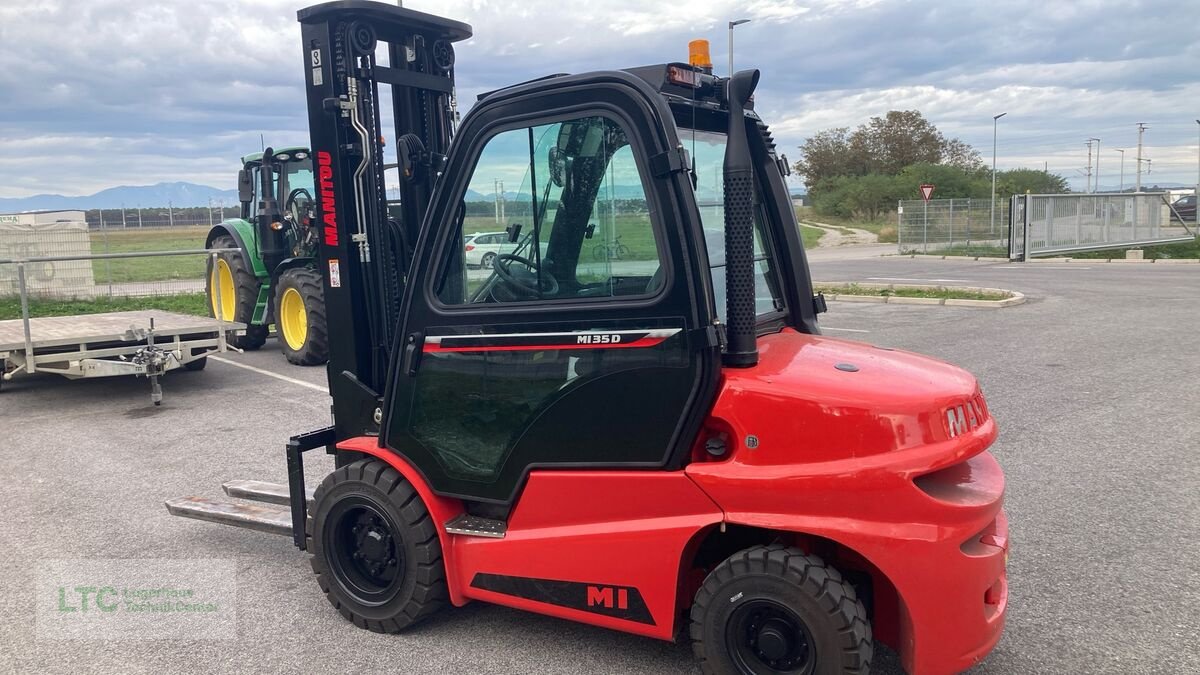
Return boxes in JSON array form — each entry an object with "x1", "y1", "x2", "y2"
[{"x1": 237, "y1": 147, "x2": 317, "y2": 246}]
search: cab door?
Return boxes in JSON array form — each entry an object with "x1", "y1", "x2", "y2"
[{"x1": 383, "y1": 81, "x2": 718, "y2": 503}]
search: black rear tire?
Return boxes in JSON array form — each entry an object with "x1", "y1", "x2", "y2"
[
  {"x1": 690, "y1": 545, "x2": 872, "y2": 675},
  {"x1": 183, "y1": 357, "x2": 207, "y2": 372},
  {"x1": 307, "y1": 459, "x2": 448, "y2": 632},
  {"x1": 206, "y1": 234, "x2": 267, "y2": 351},
  {"x1": 274, "y1": 266, "x2": 328, "y2": 366}
]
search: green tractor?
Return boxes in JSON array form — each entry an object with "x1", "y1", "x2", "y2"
[{"x1": 205, "y1": 146, "x2": 329, "y2": 366}]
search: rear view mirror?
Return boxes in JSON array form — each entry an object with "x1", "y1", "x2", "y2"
[{"x1": 237, "y1": 169, "x2": 253, "y2": 203}]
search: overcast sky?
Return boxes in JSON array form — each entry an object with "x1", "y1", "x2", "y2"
[{"x1": 1, "y1": 0, "x2": 1197, "y2": 198}]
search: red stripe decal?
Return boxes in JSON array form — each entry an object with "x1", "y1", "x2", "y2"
[{"x1": 423, "y1": 336, "x2": 670, "y2": 354}]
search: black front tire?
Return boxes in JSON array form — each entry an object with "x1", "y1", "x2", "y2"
[
  {"x1": 690, "y1": 545, "x2": 872, "y2": 675},
  {"x1": 308, "y1": 459, "x2": 448, "y2": 633},
  {"x1": 274, "y1": 266, "x2": 329, "y2": 366},
  {"x1": 206, "y1": 235, "x2": 267, "y2": 351}
]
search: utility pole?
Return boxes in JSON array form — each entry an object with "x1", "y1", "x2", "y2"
[
  {"x1": 727, "y1": 19, "x2": 750, "y2": 75},
  {"x1": 1085, "y1": 140, "x2": 1094, "y2": 193},
  {"x1": 1135, "y1": 123, "x2": 1147, "y2": 192},
  {"x1": 121, "y1": 203, "x2": 127, "y2": 228},
  {"x1": 208, "y1": 198, "x2": 214, "y2": 226},
  {"x1": 1195, "y1": 119, "x2": 1199, "y2": 209},
  {"x1": 137, "y1": 204, "x2": 143, "y2": 228},
  {"x1": 990, "y1": 112, "x2": 1006, "y2": 234},
  {"x1": 1115, "y1": 149, "x2": 1125, "y2": 192},
  {"x1": 1092, "y1": 138, "x2": 1100, "y2": 192},
  {"x1": 168, "y1": 200, "x2": 175, "y2": 227}
]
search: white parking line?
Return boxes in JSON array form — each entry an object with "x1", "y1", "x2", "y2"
[
  {"x1": 868, "y1": 277, "x2": 972, "y2": 283},
  {"x1": 1003, "y1": 266, "x2": 1093, "y2": 270},
  {"x1": 822, "y1": 327, "x2": 870, "y2": 333},
  {"x1": 210, "y1": 356, "x2": 330, "y2": 393}
]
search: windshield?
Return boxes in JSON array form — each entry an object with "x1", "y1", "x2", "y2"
[
  {"x1": 687, "y1": 129, "x2": 784, "y2": 321},
  {"x1": 281, "y1": 159, "x2": 314, "y2": 199}
]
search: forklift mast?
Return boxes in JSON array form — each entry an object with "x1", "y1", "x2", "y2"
[{"x1": 298, "y1": 1, "x2": 471, "y2": 438}]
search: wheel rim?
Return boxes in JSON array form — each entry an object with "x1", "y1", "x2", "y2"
[
  {"x1": 209, "y1": 259, "x2": 236, "y2": 321},
  {"x1": 279, "y1": 287, "x2": 307, "y2": 351},
  {"x1": 725, "y1": 599, "x2": 816, "y2": 674},
  {"x1": 324, "y1": 496, "x2": 405, "y2": 606}
]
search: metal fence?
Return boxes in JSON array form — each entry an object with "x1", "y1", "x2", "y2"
[
  {"x1": 897, "y1": 198, "x2": 1010, "y2": 256},
  {"x1": 1008, "y1": 192, "x2": 1196, "y2": 260},
  {"x1": 0, "y1": 221, "x2": 214, "y2": 312}
]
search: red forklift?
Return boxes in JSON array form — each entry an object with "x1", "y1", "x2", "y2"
[{"x1": 168, "y1": 2, "x2": 1008, "y2": 673}]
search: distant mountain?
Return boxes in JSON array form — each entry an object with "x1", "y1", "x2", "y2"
[{"x1": 0, "y1": 182, "x2": 239, "y2": 212}]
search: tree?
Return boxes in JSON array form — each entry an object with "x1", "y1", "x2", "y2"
[
  {"x1": 793, "y1": 127, "x2": 858, "y2": 191},
  {"x1": 995, "y1": 168, "x2": 1069, "y2": 196},
  {"x1": 792, "y1": 110, "x2": 983, "y2": 189}
]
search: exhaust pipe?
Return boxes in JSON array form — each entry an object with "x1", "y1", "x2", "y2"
[
  {"x1": 257, "y1": 146, "x2": 286, "y2": 269},
  {"x1": 722, "y1": 69, "x2": 760, "y2": 367}
]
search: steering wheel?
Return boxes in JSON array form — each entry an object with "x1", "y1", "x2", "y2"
[
  {"x1": 492, "y1": 253, "x2": 559, "y2": 299},
  {"x1": 285, "y1": 188, "x2": 313, "y2": 224}
]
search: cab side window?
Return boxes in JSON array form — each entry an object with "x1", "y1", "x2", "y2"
[{"x1": 436, "y1": 116, "x2": 665, "y2": 305}]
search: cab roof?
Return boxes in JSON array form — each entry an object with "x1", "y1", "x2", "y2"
[{"x1": 241, "y1": 147, "x2": 311, "y2": 166}]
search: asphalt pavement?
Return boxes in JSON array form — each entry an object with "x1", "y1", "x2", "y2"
[{"x1": 1, "y1": 255, "x2": 1197, "y2": 673}]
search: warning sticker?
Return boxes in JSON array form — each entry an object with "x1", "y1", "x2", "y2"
[{"x1": 328, "y1": 259, "x2": 341, "y2": 288}]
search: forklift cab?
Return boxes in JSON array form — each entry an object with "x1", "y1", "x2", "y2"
[{"x1": 383, "y1": 67, "x2": 817, "y2": 503}]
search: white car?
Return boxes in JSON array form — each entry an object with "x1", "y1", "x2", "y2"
[{"x1": 463, "y1": 232, "x2": 516, "y2": 268}]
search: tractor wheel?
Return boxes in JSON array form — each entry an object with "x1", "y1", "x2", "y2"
[
  {"x1": 307, "y1": 458, "x2": 448, "y2": 632},
  {"x1": 274, "y1": 267, "x2": 329, "y2": 366},
  {"x1": 690, "y1": 545, "x2": 872, "y2": 675},
  {"x1": 206, "y1": 235, "x2": 267, "y2": 350}
]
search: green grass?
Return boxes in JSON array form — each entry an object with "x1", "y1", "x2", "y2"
[
  {"x1": 795, "y1": 206, "x2": 897, "y2": 243},
  {"x1": 0, "y1": 293, "x2": 209, "y2": 321},
  {"x1": 814, "y1": 283, "x2": 1012, "y2": 301},
  {"x1": 1063, "y1": 238, "x2": 1200, "y2": 260},
  {"x1": 89, "y1": 226, "x2": 210, "y2": 283},
  {"x1": 800, "y1": 224, "x2": 825, "y2": 249}
]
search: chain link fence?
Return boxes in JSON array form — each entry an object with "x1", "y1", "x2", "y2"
[{"x1": 897, "y1": 198, "x2": 1010, "y2": 256}]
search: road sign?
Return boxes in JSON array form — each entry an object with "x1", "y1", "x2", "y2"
[{"x1": 920, "y1": 184, "x2": 935, "y2": 202}]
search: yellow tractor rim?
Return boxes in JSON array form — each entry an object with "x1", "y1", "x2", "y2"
[
  {"x1": 209, "y1": 259, "x2": 236, "y2": 321},
  {"x1": 279, "y1": 287, "x2": 308, "y2": 351}
]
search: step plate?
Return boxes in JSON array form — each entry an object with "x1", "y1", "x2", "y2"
[
  {"x1": 445, "y1": 514, "x2": 507, "y2": 538},
  {"x1": 222, "y1": 479, "x2": 314, "y2": 506},
  {"x1": 165, "y1": 496, "x2": 292, "y2": 537}
]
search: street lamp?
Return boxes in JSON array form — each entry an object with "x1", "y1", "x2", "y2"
[
  {"x1": 1194, "y1": 120, "x2": 1199, "y2": 208},
  {"x1": 1088, "y1": 138, "x2": 1101, "y2": 192},
  {"x1": 728, "y1": 18, "x2": 750, "y2": 76},
  {"x1": 991, "y1": 112, "x2": 1007, "y2": 234}
]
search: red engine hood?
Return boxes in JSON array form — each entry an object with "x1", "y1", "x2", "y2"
[{"x1": 708, "y1": 328, "x2": 991, "y2": 464}]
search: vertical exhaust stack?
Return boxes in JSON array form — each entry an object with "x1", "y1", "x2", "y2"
[
  {"x1": 257, "y1": 147, "x2": 286, "y2": 270},
  {"x1": 722, "y1": 69, "x2": 760, "y2": 367}
]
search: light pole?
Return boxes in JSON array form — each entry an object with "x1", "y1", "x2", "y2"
[
  {"x1": 1194, "y1": 120, "x2": 1199, "y2": 210},
  {"x1": 990, "y1": 112, "x2": 1007, "y2": 234},
  {"x1": 1115, "y1": 149, "x2": 1125, "y2": 192},
  {"x1": 728, "y1": 19, "x2": 750, "y2": 76}
]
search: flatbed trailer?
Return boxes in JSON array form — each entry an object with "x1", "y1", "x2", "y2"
[{"x1": 0, "y1": 310, "x2": 244, "y2": 402}]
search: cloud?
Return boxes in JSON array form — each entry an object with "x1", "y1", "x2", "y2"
[{"x1": 0, "y1": 0, "x2": 1197, "y2": 198}]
